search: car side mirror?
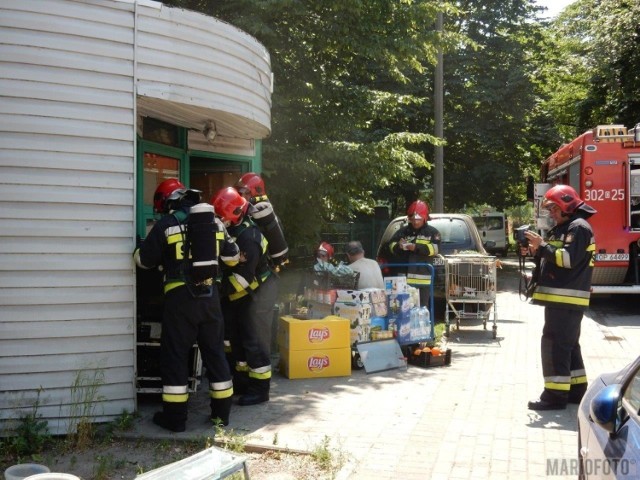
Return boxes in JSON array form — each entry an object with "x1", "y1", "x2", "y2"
[{"x1": 589, "y1": 384, "x2": 622, "y2": 434}]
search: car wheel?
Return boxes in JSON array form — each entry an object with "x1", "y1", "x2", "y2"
[{"x1": 352, "y1": 352, "x2": 364, "y2": 370}]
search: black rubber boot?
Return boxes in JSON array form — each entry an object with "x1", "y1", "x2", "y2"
[
  {"x1": 568, "y1": 383, "x2": 588, "y2": 404},
  {"x1": 152, "y1": 402, "x2": 187, "y2": 432},
  {"x1": 210, "y1": 397, "x2": 233, "y2": 426},
  {"x1": 528, "y1": 389, "x2": 567, "y2": 411},
  {"x1": 238, "y1": 377, "x2": 270, "y2": 406},
  {"x1": 232, "y1": 371, "x2": 250, "y2": 396}
]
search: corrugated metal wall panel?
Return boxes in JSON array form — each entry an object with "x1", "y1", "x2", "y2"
[
  {"x1": 2, "y1": 271, "x2": 132, "y2": 289},
  {"x1": 1, "y1": 334, "x2": 132, "y2": 358},
  {"x1": 0, "y1": 286, "x2": 132, "y2": 306},
  {"x1": 2, "y1": 350, "x2": 133, "y2": 375},
  {"x1": 135, "y1": 2, "x2": 272, "y2": 138},
  {"x1": 5, "y1": 365, "x2": 135, "y2": 391},
  {"x1": 7, "y1": 318, "x2": 133, "y2": 340},
  {"x1": 0, "y1": 302, "x2": 132, "y2": 322},
  {"x1": 0, "y1": 0, "x2": 136, "y2": 435},
  {"x1": 0, "y1": 149, "x2": 132, "y2": 173}
]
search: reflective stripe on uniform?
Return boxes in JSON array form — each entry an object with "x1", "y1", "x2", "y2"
[
  {"x1": 532, "y1": 286, "x2": 590, "y2": 307},
  {"x1": 164, "y1": 281, "x2": 185, "y2": 293},
  {"x1": 407, "y1": 273, "x2": 432, "y2": 286},
  {"x1": 235, "y1": 362, "x2": 249, "y2": 372},
  {"x1": 248, "y1": 365, "x2": 272, "y2": 380},
  {"x1": 555, "y1": 248, "x2": 571, "y2": 268},
  {"x1": 209, "y1": 380, "x2": 234, "y2": 399},
  {"x1": 571, "y1": 368, "x2": 588, "y2": 385},
  {"x1": 162, "y1": 384, "x2": 189, "y2": 403},
  {"x1": 544, "y1": 375, "x2": 571, "y2": 392},
  {"x1": 231, "y1": 273, "x2": 251, "y2": 290},
  {"x1": 415, "y1": 238, "x2": 437, "y2": 256}
]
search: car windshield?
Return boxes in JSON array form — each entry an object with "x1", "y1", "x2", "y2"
[{"x1": 429, "y1": 218, "x2": 474, "y2": 254}]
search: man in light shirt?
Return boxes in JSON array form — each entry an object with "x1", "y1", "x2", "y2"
[{"x1": 345, "y1": 241, "x2": 385, "y2": 290}]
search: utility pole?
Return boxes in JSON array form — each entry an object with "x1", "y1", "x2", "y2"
[{"x1": 434, "y1": 11, "x2": 444, "y2": 213}]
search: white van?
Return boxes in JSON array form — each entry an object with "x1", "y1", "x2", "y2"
[{"x1": 472, "y1": 212, "x2": 509, "y2": 256}]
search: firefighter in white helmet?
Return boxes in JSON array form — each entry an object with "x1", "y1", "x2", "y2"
[{"x1": 522, "y1": 184, "x2": 596, "y2": 410}]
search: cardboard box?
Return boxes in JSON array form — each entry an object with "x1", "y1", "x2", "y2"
[
  {"x1": 333, "y1": 301, "x2": 372, "y2": 326},
  {"x1": 384, "y1": 276, "x2": 408, "y2": 294},
  {"x1": 278, "y1": 315, "x2": 350, "y2": 351},
  {"x1": 371, "y1": 301, "x2": 388, "y2": 317},
  {"x1": 335, "y1": 289, "x2": 371, "y2": 304},
  {"x1": 387, "y1": 292, "x2": 413, "y2": 316},
  {"x1": 351, "y1": 324, "x2": 371, "y2": 344},
  {"x1": 279, "y1": 347, "x2": 351, "y2": 379},
  {"x1": 362, "y1": 287, "x2": 386, "y2": 304}
]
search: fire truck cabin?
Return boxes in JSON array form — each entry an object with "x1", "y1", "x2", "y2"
[{"x1": 539, "y1": 124, "x2": 640, "y2": 294}]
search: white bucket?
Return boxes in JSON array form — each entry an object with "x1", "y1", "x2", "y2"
[
  {"x1": 23, "y1": 474, "x2": 80, "y2": 480},
  {"x1": 4, "y1": 464, "x2": 50, "y2": 480}
]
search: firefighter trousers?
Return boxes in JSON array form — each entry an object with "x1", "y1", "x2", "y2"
[
  {"x1": 224, "y1": 274, "x2": 278, "y2": 396},
  {"x1": 540, "y1": 306, "x2": 587, "y2": 404},
  {"x1": 160, "y1": 286, "x2": 233, "y2": 426}
]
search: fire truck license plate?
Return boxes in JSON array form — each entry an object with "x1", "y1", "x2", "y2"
[{"x1": 594, "y1": 253, "x2": 629, "y2": 261}]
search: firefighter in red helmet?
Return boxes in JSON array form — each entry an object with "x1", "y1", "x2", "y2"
[
  {"x1": 134, "y1": 178, "x2": 238, "y2": 432},
  {"x1": 316, "y1": 241, "x2": 335, "y2": 262},
  {"x1": 212, "y1": 187, "x2": 278, "y2": 406},
  {"x1": 234, "y1": 173, "x2": 289, "y2": 269},
  {"x1": 236, "y1": 172, "x2": 267, "y2": 203},
  {"x1": 384, "y1": 200, "x2": 441, "y2": 308},
  {"x1": 522, "y1": 184, "x2": 596, "y2": 410}
]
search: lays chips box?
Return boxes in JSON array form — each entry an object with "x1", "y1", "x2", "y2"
[
  {"x1": 278, "y1": 315, "x2": 350, "y2": 350},
  {"x1": 278, "y1": 315, "x2": 352, "y2": 379}
]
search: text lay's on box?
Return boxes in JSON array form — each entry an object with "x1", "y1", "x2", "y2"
[
  {"x1": 278, "y1": 315, "x2": 351, "y2": 350},
  {"x1": 279, "y1": 347, "x2": 351, "y2": 379}
]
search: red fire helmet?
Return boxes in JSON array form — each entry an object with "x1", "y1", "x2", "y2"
[
  {"x1": 407, "y1": 200, "x2": 429, "y2": 220},
  {"x1": 210, "y1": 187, "x2": 248, "y2": 225},
  {"x1": 543, "y1": 184, "x2": 583, "y2": 214},
  {"x1": 153, "y1": 178, "x2": 185, "y2": 214},
  {"x1": 317, "y1": 241, "x2": 334, "y2": 259},
  {"x1": 236, "y1": 172, "x2": 266, "y2": 198}
]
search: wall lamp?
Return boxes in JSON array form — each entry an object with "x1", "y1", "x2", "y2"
[{"x1": 203, "y1": 121, "x2": 217, "y2": 143}]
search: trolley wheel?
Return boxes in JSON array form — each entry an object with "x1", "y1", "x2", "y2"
[
  {"x1": 492, "y1": 325, "x2": 497, "y2": 339},
  {"x1": 352, "y1": 352, "x2": 364, "y2": 370}
]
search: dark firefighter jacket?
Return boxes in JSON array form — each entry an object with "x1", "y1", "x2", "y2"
[
  {"x1": 388, "y1": 222, "x2": 441, "y2": 287},
  {"x1": 135, "y1": 206, "x2": 239, "y2": 294},
  {"x1": 532, "y1": 206, "x2": 596, "y2": 311},
  {"x1": 220, "y1": 218, "x2": 272, "y2": 301}
]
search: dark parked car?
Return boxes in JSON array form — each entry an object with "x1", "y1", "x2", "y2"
[
  {"x1": 376, "y1": 213, "x2": 488, "y2": 302},
  {"x1": 577, "y1": 355, "x2": 640, "y2": 479}
]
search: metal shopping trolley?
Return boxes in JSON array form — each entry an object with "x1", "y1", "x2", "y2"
[{"x1": 444, "y1": 254, "x2": 498, "y2": 339}]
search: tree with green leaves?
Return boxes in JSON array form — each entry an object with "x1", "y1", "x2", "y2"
[{"x1": 166, "y1": 0, "x2": 462, "y2": 247}]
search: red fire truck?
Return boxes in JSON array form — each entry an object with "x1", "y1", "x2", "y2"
[{"x1": 535, "y1": 123, "x2": 640, "y2": 294}]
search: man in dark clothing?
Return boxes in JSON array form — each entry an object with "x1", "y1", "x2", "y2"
[
  {"x1": 385, "y1": 200, "x2": 441, "y2": 308},
  {"x1": 523, "y1": 184, "x2": 596, "y2": 411},
  {"x1": 212, "y1": 187, "x2": 278, "y2": 407},
  {"x1": 134, "y1": 178, "x2": 239, "y2": 432}
]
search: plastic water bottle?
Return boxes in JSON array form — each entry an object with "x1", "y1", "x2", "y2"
[
  {"x1": 418, "y1": 306, "x2": 431, "y2": 339},
  {"x1": 409, "y1": 307, "x2": 419, "y2": 340}
]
